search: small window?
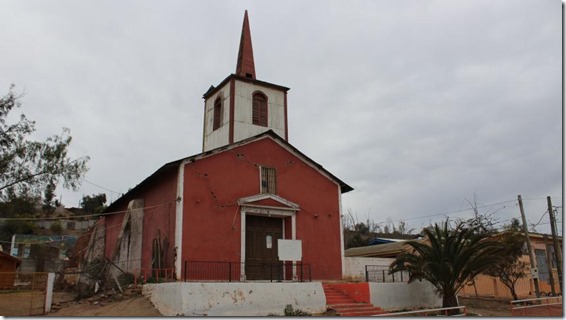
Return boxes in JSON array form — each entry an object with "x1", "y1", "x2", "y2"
[
  {"x1": 252, "y1": 92, "x2": 268, "y2": 127},
  {"x1": 261, "y1": 167, "x2": 277, "y2": 194},
  {"x1": 213, "y1": 97, "x2": 222, "y2": 130}
]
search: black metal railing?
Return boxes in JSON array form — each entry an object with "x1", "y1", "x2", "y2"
[
  {"x1": 183, "y1": 261, "x2": 311, "y2": 282},
  {"x1": 365, "y1": 265, "x2": 409, "y2": 283}
]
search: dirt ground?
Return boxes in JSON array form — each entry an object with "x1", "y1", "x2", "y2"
[
  {"x1": 46, "y1": 296, "x2": 514, "y2": 317},
  {"x1": 459, "y1": 296, "x2": 513, "y2": 316},
  {"x1": 47, "y1": 289, "x2": 162, "y2": 317}
]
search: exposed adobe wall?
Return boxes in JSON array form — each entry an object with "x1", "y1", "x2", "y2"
[
  {"x1": 103, "y1": 169, "x2": 178, "y2": 275},
  {"x1": 181, "y1": 137, "x2": 343, "y2": 280},
  {"x1": 137, "y1": 170, "x2": 178, "y2": 272}
]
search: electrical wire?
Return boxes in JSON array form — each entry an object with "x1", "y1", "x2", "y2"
[
  {"x1": 0, "y1": 203, "x2": 167, "y2": 221},
  {"x1": 529, "y1": 210, "x2": 548, "y2": 232}
]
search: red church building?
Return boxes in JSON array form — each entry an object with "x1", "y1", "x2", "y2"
[{"x1": 97, "y1": 11, "x2": 353, "y2": 282}]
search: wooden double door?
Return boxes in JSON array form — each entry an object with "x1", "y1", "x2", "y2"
[{"x1": 245, "y1": 215, "x2": 283, "y2": 280}]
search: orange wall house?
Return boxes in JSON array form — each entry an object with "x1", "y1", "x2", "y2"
[{"x1": 459, "y1": 233, "x2": 562, "y2": 300}]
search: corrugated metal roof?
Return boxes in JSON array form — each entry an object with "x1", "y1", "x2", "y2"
[{"x1": 344, "y1": 238, "x2": 427, "y2": 258}]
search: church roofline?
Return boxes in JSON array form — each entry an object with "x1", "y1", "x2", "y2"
[
  {"x1": 203, "y1": 73, "x2": 289, "y2": 99},
  {"x1": 104, "y1": 130, "x2": 353, "y2": 214}
]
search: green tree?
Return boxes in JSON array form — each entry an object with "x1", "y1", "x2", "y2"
[
  {"x1": 80, "y1": 193, "x2": 107, "y2": 214},
  {"x1": 0, "y1": 85, "x2": 89, "y2": 200},
  {"x1": 389, "y1": 221, "x2": 504, "y2": 314},
  {"x1": 0, "y1": 187, "x2": 38, "y2": 218},
  {"x1": 0, "y1": 219, "x2": 38, "y2": 252},
  {"x1": 483, "y1": 218, "x2": 528, "y2": 300},
  {"x1": 42, "y1": 180, "x2": 56, "y2": 215},
  {"x1": 458, "y1": 194, "x2": 500, "y2": 235}
]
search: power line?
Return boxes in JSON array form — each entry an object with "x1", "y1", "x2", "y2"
[
  {"x1": 0, "y1": 203, "x2": 167, "y2": 221},
  {"x1": 398, "y1": 199, "x2": 517, "y2": 224},
  {"x1": 81, "y1": 179, "x2": 122, "y2": 195},
  {"x1": 529, "y1": 210, "x2": 549, "y2": 232},
  {"x1": 2, "y1": 202, "x2": 171, "y2": 246}
]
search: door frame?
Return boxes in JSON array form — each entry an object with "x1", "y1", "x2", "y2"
[{"x1": 238, "y1": 194, "x2": 299, "y2": 281}]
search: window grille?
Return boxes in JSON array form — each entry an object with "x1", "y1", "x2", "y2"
[{"x1": 261, "y1": 167, "x2": 276, "y2": 194}]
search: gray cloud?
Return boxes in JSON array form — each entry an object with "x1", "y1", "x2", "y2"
[{"x1": 1, "y1": 0, "x2": 561, "y2": 233}]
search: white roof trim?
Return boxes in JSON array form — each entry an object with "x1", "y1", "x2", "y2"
[{"x1": 238, "y1": 193, "x2": 300, "y2": 210}]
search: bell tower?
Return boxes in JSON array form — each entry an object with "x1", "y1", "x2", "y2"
[{"x1": 202, "y1": 11, "x2": 290, "y2": 152}]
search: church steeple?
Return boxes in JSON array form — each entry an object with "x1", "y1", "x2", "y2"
[
  {"x1": 202, "y1": 11, "x2": 289, "y2": 152},
  {"x1": 235, "y1": 10, "x2": 256, "y2": 79}
]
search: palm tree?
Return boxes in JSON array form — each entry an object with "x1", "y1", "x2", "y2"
[{"x1": 389, "y1": 221, "x2": 504, "y2": 314}]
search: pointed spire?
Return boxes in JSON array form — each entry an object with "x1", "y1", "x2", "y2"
[{"x1": 236, "y1": 10, "x2": 256, "y2": 79}]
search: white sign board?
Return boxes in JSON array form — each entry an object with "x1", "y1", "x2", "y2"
[{"x1": 278, "y1": 239, "x2": 302, "y2": 261}]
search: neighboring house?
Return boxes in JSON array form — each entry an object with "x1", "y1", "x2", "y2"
[
  {"x1": 35, "y1": 206, "x2": 96, "y2": 233},
  {"x1": 92, "y1": 12, "x2": 353, "y2": 282},
  {"x1": 0, "y1": 251, "x2": 21, "y2": 288},
  {"x1": 460, "y1": 232, "x2": 562, "y2": 299},
  {"x1": 346, "y1": 230, "x2": 563, "y2": 299},
  {"x1": 9, "y1": 234, "x2": 78, "y2": 273}
]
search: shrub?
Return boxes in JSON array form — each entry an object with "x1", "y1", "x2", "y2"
[{"x1": 283, "y1": 304, "x2": 310, "y2": 316}]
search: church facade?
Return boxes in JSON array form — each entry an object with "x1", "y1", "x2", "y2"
[{"x1": 96, "y1": 11, "x2": 352, "y2": 281}]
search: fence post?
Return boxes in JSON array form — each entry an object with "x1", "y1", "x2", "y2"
[
  {"x1": 30, "y1": 273, "x2": 35, "y2": 315},
  {"x1": 401, "y1": 271, "x2": 403, "y2": 282},
  {"x1": 44, "y1": 273, "x2": 55, "y2": 314},
  {"x1": 382, "y1": 270, "x2": 385, "y2": 282},
  {"x1": 309, "y1": 264, "x2": 312, "y2": 282},
  {"x1": 270, "y1": 264, "x2": 273, "y2": 282}
]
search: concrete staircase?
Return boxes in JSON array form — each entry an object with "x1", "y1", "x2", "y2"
[{"x1": 322, "y1": 283, "x2": 385, "y2": 316}]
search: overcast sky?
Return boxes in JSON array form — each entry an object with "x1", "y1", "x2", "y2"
[{"x1": 1, "y1": 0, "x2": 562, "y2": 235}]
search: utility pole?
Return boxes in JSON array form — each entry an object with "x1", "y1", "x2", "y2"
[
  {"x1": 547, "y1": 196, "x2": 563, "y2": 293},
  {"x1": 543, "y1": 234, "x2": 556, "y2": 296},
  {"x1": 518, "y1": 194, "x2": 540, "y2": 298}
]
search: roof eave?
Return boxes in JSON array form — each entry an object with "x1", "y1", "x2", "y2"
[{"x1": 203, "y1": 74, "x2": 290, "y2": 99}]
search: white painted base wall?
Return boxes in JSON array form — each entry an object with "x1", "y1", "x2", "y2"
[
  {"x1": 143, "y1": 282, "x2": 327, "y2": 316},
  {"x1": 369, "y1": 281, "x2": 442, "y2": 311},
  {"x1": 343, "y1": 257, "x2": 394, "y2": 281}
]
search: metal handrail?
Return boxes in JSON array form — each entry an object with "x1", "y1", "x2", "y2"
[
  {"x1": 374, "y1": 305, "x2": 467, "y2": 316},
  {"x1": 183, "y1": 260, "x2": 311, "y2": 282}
]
